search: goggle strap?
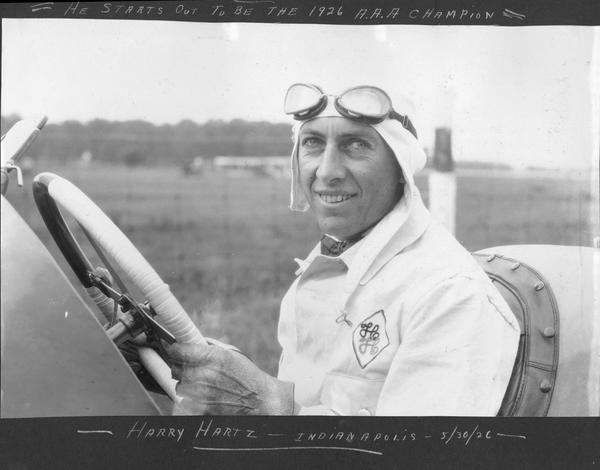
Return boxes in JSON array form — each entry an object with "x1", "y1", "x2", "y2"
[{"x1": 390, "y1": 110, "x2": 418, "y2": 139}]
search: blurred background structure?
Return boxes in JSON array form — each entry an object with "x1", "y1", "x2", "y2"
[{"x1": 2, "y1": 20, "x2": 598, "y2": 374}]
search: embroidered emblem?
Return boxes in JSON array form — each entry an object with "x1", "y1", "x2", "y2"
[{"x1": 352, "y1": 310, "x2": 389, "y2": 368}]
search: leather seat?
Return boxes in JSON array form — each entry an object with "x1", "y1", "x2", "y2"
[{"x1": 472, "y1": 252, "x2": 559, "y2": 416}]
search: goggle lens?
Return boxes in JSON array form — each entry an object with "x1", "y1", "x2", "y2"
[
  {"x1": 284, "y1": 84, "x2": 323, "y2": 116},
  {"x1": 337, "y1": 87, "x2": 391, "y2": 119}
]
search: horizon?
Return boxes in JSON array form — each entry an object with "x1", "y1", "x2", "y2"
[
  {"x1": 1, "y1": 114, "x2": 591, "y2": 173},
  {"x1": 2, "y1": 20, "x2": 598, "y2": 170}
]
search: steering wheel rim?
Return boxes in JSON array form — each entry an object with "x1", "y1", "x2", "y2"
[{"x1": 32, "y1": 172, "x2": 205, "y2": 346}]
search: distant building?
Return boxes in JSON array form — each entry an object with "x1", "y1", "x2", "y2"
[
  {"x1": 185, "y1": 156, "x2": 289, "y2": 178},
  {"x1": 183, "y1": 156, "x2": 214, "y2": 175},
  {"x1": 214, "y1": 156, "x2": 288, "y2": 178}
]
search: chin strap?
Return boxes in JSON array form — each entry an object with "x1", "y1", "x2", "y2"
[
  {"x1": 320, "y1": 227, "x2": 370, "y2": 256},
  {"x1": 321, "y1": 234, "x2": 352, "y2": 256}
]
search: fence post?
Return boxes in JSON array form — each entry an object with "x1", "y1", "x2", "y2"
[{"x1": 428, "y1": 127, "x2": 456, "y2": 235}]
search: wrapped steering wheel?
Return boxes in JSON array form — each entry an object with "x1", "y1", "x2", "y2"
[{"x1": 32, "y1": 172, "x2": 206, "y2": 400}]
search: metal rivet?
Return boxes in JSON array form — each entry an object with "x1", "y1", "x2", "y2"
[
  {"x1": 535, "y1": 282, "x2": 545, "y2": 291},
  {"x1": 543, "y1": 327, "x2": 555, "y2": 338},
  {"x1": 540, "y1": 379, "x2": 552, "y2": 393},
  {"x1": 486, "y1": 254, "x2": 496, "y2": 262},
  {"x1": 511, "y1": 262, "x2": 521, "y2": 271}
]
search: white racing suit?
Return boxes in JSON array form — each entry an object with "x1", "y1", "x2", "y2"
[{"x1": 277, "y1": 193, "x2": 520, "y2": 416}]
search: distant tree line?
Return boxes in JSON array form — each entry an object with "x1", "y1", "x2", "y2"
[
  {"x1": 2, "y1": 114, "x2": 511, "y2": 170},
  {"x1": 1, "y1": 114, "x2": 293, "y2": 166}
]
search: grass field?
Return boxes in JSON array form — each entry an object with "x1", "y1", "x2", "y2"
[{"x1": 5, "y1": 163, "x2": 594, "y2": 374}]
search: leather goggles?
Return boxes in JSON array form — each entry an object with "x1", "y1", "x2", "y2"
[{"x1": 284, "y1": 83, "x2": 418, "y2": 138}]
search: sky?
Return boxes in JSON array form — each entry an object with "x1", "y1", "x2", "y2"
[{"x1": 1, "y1": 19, "x2": 598, "y2": 169}]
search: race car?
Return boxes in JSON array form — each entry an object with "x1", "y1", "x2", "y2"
[{"x1": 1, "y1": 118, "x2": 598, "y2": 417}]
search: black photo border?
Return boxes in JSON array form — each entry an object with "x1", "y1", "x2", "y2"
[{"x1": 1, "y1": 1, "x2": 599, "y2": 469}]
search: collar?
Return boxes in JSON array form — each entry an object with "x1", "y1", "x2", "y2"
[{"x1": 293, "y1": 235, "x2": 362, "y2": 276}]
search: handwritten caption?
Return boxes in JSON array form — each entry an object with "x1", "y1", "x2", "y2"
[
  {"x1": 57, "y1": 2, "x2": 502, "y2": 23},
  {"x1": 78, "y1": 419, "x2": 527, "y2": 455}
]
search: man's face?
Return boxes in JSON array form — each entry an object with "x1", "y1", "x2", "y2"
[{"x1": 298, "y1": 117, "x2": 403, "y2": 240}]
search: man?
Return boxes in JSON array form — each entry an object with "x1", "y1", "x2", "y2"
[{"x1": 167, "y1": 84, "x2": 520, "y2": 416}]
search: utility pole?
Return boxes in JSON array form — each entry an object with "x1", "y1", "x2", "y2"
[{"x1": 428, "y1": 126, "x2": 456, "y2": 234}]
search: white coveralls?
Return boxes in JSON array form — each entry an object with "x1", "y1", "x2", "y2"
[
  {"x1": 277, "y1": 100, "x2": 520, "y2": 416},
  {"x1": 277, "y1": 194, "x2": 520, "y2": 416}
]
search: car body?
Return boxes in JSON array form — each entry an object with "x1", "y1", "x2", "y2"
[{"x1": 1, "y1": 120, "x2": 598, "y2": 417}]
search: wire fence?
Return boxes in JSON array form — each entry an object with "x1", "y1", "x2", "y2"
[{"x1": 5, "y1": 162, "x2": 595, "y2": 373}]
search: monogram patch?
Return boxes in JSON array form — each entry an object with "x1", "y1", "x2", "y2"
[{"x1": 352, "y1": 310, "x2": 389, "y2": 368}]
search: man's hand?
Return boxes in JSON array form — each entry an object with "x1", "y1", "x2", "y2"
[{"x1": 165, "y1": 341, "x2": 295, "y2": 415}]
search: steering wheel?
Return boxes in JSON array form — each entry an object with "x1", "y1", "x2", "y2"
[{"x1": 32, "y1": 172, "x2": 206, "y2": 400}]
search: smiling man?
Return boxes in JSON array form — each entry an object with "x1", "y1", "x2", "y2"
[
  {"x1": 297, "y1": 117, "x2": 403, "y2": 241},
  {"x1": 167, "y1": 84, "x2": 520, "y2": 416}
]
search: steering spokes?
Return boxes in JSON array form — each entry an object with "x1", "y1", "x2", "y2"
[{"x1": 85, "y1": 269, "x2": 175, "y2": 345}]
